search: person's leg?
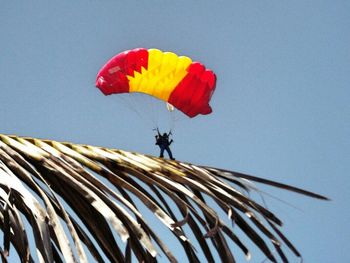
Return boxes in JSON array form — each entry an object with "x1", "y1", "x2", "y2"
[
  {"x1": 159, "y1": 146, "x2": 165, "y2": 158},
  {"x1": 165, "y1": 146, "x2": 175, "y2": 160}
]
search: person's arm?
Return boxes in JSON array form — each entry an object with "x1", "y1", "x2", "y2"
[{"x1": 153, "y1": 127, "x2": 161, "y2": 136}]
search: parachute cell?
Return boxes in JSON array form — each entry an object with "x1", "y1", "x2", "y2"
[{"x1": 96, "y1": 48, "x2": 216, "y2": 118}]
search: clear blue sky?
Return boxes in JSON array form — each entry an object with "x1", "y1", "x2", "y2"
[{"x1": 1, "y1": 1, "x2": 349, "y2": 262}]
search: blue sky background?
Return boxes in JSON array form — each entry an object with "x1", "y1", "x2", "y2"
[{"x1": 1, "y1": 1, "x2": 349, "y2": 262}]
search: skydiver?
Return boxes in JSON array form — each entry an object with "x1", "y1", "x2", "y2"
[{"x1": 154, "y1": 128, "x2": 175, "y2": 160}]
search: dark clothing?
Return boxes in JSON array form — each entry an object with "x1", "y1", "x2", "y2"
[
  {"x1": 155, "y1": 132, "x2": 175, "y2": 160},
  {"x1": 159, "y1": 144, "x2": 174, "y2": 160}
]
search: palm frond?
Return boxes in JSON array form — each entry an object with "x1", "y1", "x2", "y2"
[{"x1": 0, "y1": 134, "x2": 328, "y2": 262}]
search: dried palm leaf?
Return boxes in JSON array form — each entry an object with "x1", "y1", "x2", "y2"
[{"x1": 0, "y1": 134, "x2": 328, "y2": 263}]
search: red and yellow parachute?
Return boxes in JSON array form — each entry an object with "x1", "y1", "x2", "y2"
[{"x1": 96, "y1": 48, "x2": 216, "y2": 118}]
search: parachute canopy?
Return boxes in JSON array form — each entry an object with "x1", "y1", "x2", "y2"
[{"x1": 96, "y1": 48, "x2": 216, "y2": 118}]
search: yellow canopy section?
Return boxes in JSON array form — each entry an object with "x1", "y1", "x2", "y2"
[{"x1": 127, "y1": 49, "x2": 192, "y2": 101}]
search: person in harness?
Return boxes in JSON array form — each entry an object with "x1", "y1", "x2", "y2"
[{"x1": 154, "y1": 128, "x2": 175, "y2": 160}]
